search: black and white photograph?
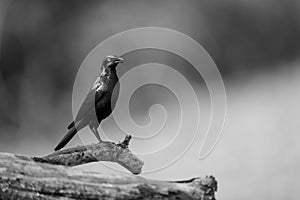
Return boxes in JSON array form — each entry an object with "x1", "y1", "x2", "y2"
[{"x1": 0, "y1": 0, "x2": 299, "y2": 199}]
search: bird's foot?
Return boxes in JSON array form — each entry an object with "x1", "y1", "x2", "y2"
[{"x1": 97, "y1": 139, "x2": 104, "y2": 143}]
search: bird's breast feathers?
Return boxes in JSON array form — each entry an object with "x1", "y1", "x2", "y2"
[{"x1": 92, "y1": 77, "x2": 105, "y2": 92}]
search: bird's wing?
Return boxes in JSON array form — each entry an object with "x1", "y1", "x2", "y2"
[{"x1": 74, "y1": 77, "x2": 106, "y2": 122}]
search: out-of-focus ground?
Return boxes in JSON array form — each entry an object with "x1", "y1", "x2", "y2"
[{"x1": 0, "y1": 0, "x2": 300, "y2": 199}]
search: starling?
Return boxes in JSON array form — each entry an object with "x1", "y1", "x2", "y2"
[{"x1": 54, "y1": 55, "x2": 123, "y2": 151}]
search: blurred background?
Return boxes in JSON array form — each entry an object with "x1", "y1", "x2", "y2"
[{"x1": 0, "y1": 0, "x2": 300, "y2": 199}]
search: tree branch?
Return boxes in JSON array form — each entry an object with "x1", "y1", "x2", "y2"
[
  {"x1": 33, "y1": 135, "x2": 143, "y2": 174},
  {"x1": 0, "y1": 135, "x2": 218, "y2": 199},
  {"x1": 0, "y1": 152, "x2": 217, "y2": 200}
]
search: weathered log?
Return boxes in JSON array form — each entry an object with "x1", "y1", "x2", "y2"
[{"x1": 0, "y1": 152, "x2": 217, "y2": 200}]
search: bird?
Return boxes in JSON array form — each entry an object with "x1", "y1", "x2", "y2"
[{"x1": 54, "y1": 55, "x2": 124, "y2": 151}]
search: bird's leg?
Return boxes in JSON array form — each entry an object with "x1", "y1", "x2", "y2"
[
  {"x1": 89, "y1": 124, "x2": 103, "y2": 143},
  {"x1": 94, "y1": 127, "x2": 103, "y2": 143}
]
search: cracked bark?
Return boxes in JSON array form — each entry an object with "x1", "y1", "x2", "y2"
[
  {"x1": 0, "y1": 135, "x2": 218, "y2": 199},
  {"x1": 32, "y1": 135, "x2": 143, "y2": 175}
]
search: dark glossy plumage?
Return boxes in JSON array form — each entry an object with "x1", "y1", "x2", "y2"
[{"x1": 54, "y1": 55, "x2": 123, "y2": 151}]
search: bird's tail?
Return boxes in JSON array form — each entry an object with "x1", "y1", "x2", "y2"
[
  {"x1": 67, "y1": 121, "x2": 75, "y2": 129},
  {"x1": 54, "y1": 126, "x2": 77, "y2": 151}
]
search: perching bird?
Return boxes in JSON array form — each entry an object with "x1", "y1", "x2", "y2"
[{"x1": 54, "y1": 55, "x2": 123, "y2": 151}]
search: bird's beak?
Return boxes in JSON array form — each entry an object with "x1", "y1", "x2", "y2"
[{"x1": 115, "y1": 57, "x2": 124, "y2": 63}]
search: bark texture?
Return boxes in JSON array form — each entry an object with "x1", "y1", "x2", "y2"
[
  {"x1": 0, "y1": 153, "x2": 217, "y2": 200},
  {"x1": 33, "y1": 135, "x2": 143, "y2": 174}
]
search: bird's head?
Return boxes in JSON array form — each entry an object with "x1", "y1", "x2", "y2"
[{"x1": 101, "y1": 55, "x2": 124, "y2": 71}]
